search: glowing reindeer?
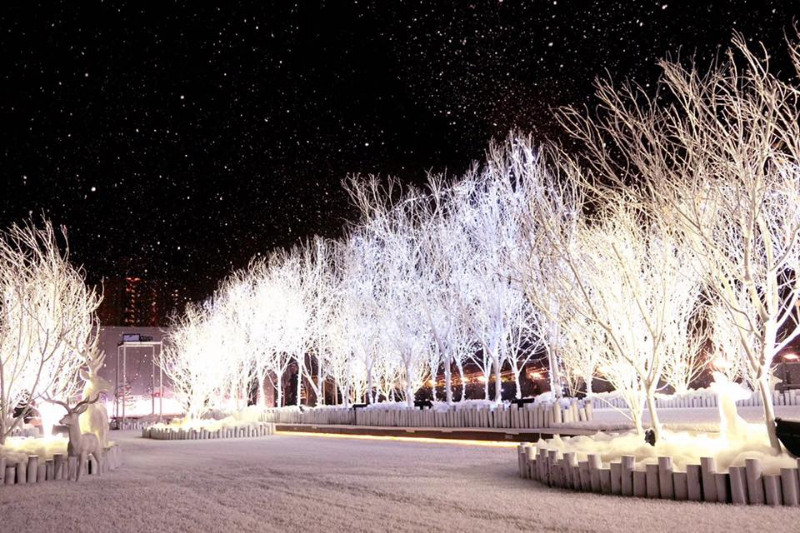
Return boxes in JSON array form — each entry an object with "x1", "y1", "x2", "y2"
[
  {"x1": 79, "y1": 347, "x2": 112, "y2": 447},
  {"x1": 51, "y1": 395, "x2": 104, "y2": 481}
]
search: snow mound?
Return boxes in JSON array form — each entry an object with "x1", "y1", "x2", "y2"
[
  {"x1": 0, "y1": 435, "x2": 69, "y2": 465},
  {"x1": 535, "y1": 425, "x2": 797, "y2": 475}
]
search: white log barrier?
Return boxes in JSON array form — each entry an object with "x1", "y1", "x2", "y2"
[
  {"x1": 610, "y1": 462, "x2": 622, "y2": 495},
  {"x1": 27, "y1": 455, "x2": 39, "y2": 483},
  {"x1": 143, "y1": 422, "x2": 276, "y2": 440},
  {"x1": 764, "y1": 475, "x2": 782, "y2": 506},
  {"x1": 633, "y1": 470, "x2": 647, "y2": 498},
  {"x1": 255, "y1": 401, "x2": 593, "y2": 430},
  {"x1": 645, "y1": 464, "x2": 660, "y2": 499},
  {"x1": 745, "y1": 458, "x2": 765, "y2": 505},
  {"x1": 0, "y1": 444, "x2": 122, "y2": 486},
  {"x1": 781, "y1": 467, "x2": 799, "y2": 506},
  {"x1": 674, "y1": 472, "x2": 688, "y2": 501},
  {"x1": 700, "y1": 457, "x2": 717, "y2": 502},
  {"x1": 587, "y1": 454, "x2": 601, "y2": 492},
  {"x1": 16, "y1": 461, "x2": 26, "y2": 484},
  {"x1": 599, "y1": 468, "x2": 612, "y2": 494},
  {"x1": 621, "y1": 455, "x2": 635, "y2": 497},
  {"x1": 715, "y1": 473, "x2": 729, "y2": 503},
  {"x1": 658, "y1": 457, "x2": 674, "y2": 499},
  {"x1": 517, "y1": 442, "x2": 800, "y2": 506},
  {"x1": 686, "y1": 464, "x2": 702, "y2": 501},
  {"x1": 729, "y1": 466, "x2": 747, "y2": 504}
]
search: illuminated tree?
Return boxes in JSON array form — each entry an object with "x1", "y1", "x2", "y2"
[
  {"x1": 560, "y1": 312, "x2": 600, "y2": 396},
  {"x1": 159, "y1": 302, "x2": 228, "y2": 419},
  {"x1": 454, "y1": 173, "x2": 527, "y2": 403},
  {"x1": 660, "y1": 312, "x2": 710, "y2": 395},
  {"x1": 336, "y1": 233, "x2": 383, "y2": 403},
  {"x1": 0, "y1": 220, "x2": 101, "y2": 444},
  {"x1": 300, "y1": 237, "x2": 337, "y2": 406},
  {"x1": 493, "y1": 137, "x2": 579, "y2": 399},
  {"x1": 559, "y1": 34, "x2": 800, "y2": 451}
]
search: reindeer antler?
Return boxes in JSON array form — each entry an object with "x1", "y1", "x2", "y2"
[
  {"x1": 43, "y1": 392, "x2": 72, "y2": 413},
  {"x1": 44, "y1": 392, "x2": 101, "y2": 413},
  {"x1": 83, "y1": 344, "x2": 106, "y2": 373},
  {"x1": 73, "y1": 393, "x2": 102, "y2": 412}
]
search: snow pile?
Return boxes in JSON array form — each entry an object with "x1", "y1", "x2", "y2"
[
  {"x1": 535, "y1": 425, "x2": 797, "y2": 475},
  {"x1": 0, "y1": 435, "x2": 69, "y2": 465}
]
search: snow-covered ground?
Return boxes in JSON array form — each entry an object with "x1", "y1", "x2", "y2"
[{"x1": 0, "y1": 430, "x2": 796, "y2": 533}]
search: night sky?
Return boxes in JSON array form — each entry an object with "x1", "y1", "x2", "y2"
[{"x1": 2, "y1": 1, "x2": 797, "y2": 301}]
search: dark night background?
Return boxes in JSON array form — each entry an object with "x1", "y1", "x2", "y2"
[{"x1": 1, "y1": 1, "x2": 798, "y2": 314}]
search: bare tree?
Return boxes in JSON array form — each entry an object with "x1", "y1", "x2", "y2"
[
  {"x1": 159, "y1": 303, "x2": 228, "y2": 419},
  {"x1": 661, "y1": 311, "x2": 710, "y2": 395},
  {"x1": 0, "y1": 220, "x2": 101, "y2": 444},
  {"x1": 559, "y1": 34, "x2": 800, "y2": 451},
  {"x1": 500, "y1": 137, "x2": 582, "y2": 399}
]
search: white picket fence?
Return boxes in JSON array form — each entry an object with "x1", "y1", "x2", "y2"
[
  {"x1": 518, "y1": 441, "x2": 800, "y2": 506},
  {"x1": 257, "y1": 401, "x2": 594, "y2": 429},
  {"x1": 591, "y1": 389, "x2": 800, "y2": 410},
  {"x1": 116, "y1": 420, "x2": 150, "y2": 431},
  {"x1": 0, "y1": 444, "x2": 121, "y2": 485},
  {"x1": 143, "y1": 421, "x2": 275, "y2": 440}
]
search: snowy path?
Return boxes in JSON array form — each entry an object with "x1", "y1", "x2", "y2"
[{"x1": 0, "y1": 431, "x2": 796, "y2": 533}]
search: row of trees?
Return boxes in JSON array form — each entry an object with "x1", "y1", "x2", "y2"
[
  {"x1": 161, "y1": 34, "x2": 800, "y2": 452},
  {"x1": 0, "y1": 221, "x2": 102, "y2": 444}
]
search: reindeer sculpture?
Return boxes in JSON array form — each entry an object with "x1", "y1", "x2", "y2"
[
  {"x1": 51, "y1": 395, "x2": 104, "y2": 481},
  {"x1": 79, "y1": 346, "x2": 112, "y2": 447}
]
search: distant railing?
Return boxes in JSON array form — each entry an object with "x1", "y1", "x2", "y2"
[{"x1": 256, "y1": 400, "x2": 595, "y2": 429}]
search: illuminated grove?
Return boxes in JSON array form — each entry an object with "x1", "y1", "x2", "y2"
[{"x1": 3, "y1": 16, "x2": 800, "y2": 533}]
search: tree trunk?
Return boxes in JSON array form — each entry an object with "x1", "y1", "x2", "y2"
[
  {"x1": 444, "y1": 359, "x2": 453, "y2": 405},
  {"x1": 645, "y1": 386, "x2": 661, "y2": 442},
  {"x1": 257, "y1": 374, "x2": 265, "y2": 408},
  {"x1": 342, "y1": 383, "x2": 350, "y2": 409},
  {"x1": 758, "y1": 374, "x2": 782, "y2": 453},
  {"x1": 513, "y1": 369, "x2": 522, "y2": 399},
  {"x1": 584, "y1": 374, "x2": 593, "y2": 396},
  {"x1": 493, "y1": 358, "x2": 503, "y2": 403},
  {"x1": 404, "y1": 361, "x2": 415, "y2": 407},
  {"x1": 548, "y1": 344, "x2": 562, "y2": 399},
  {"x1": 631, "y1": 407, "x2": 644, "y2": 436},
  {"x1": 0, "y1": 414, "x2": 6, "y2": 445},
  {"x1": 456, "y1": 360, "x2": 466, "y2": 401},
  {"x1": 295, "y1": 366, "x2": 303, "y2": 407},
  {"x1": 367, "y1": 366, "x2": 375, "y2": 404}
]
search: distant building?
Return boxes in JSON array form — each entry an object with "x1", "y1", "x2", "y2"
[{"x1": 98, "y1": 277, "x2": 184, "y2": 327}]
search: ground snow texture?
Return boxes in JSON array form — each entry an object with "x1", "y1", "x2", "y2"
[{"x1": 1, "y1": 430, "x2": 797, "y2": 533}]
